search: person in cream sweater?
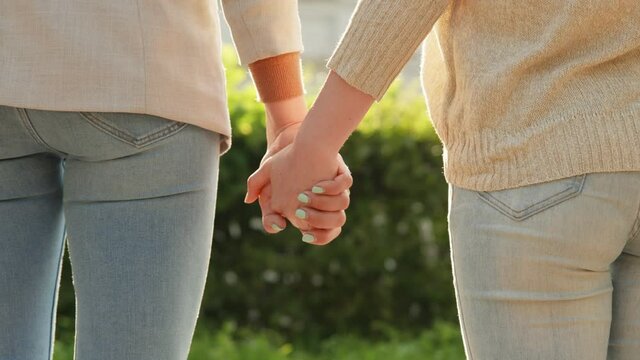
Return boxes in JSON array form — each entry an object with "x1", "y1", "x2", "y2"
[{"x1": 247, "y1": 0, "x2": 640, "y2": 359}]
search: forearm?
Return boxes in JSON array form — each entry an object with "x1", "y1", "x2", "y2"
[{"x1": 292, "y1": 71, "x2": 374, "y2": 156}]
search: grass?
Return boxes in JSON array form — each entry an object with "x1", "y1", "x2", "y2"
[{"x1": 53, "y1": 320, "x2": 465, "y2": 360}]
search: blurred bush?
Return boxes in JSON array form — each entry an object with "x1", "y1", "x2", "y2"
[
  {"x1": 56, "y1": 45, "x2": 456, "y2": 340},
  {"x1": 200, "y1": 47, "x2": 455, "y2": 339},
  {"x1": 55, "y1": 320, "x2": 464, "y2": 360}
]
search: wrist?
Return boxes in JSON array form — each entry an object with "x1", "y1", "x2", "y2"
[
  {"x1": 265, "y1": 95, "x2": 307, "y2": 144},
  {"x1": 285, "y1": 71, "x2": 373, "y2": 157}
]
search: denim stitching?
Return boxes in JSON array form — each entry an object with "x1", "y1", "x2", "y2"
[
  {"x1": 476, "y1": 174, "x2": 586, "y2": 221},
  {"x1": 486, "y1": 182, "x2": 576, "y2": 212},
  {"x1": 481, "y1": 174, "x2": 583, "y2": 212},
  {"x1": 479, "y1": 187, "x2": 577, "y2": 220},
  {"x1": 80, "y1": 112, "x2": 184, "y2": 141},
  {"x1": 16, "y1": 108, "x2": 68, "y2": 158},
  {"x1": 79, "y1": 112, "x2": 189, "y2": 148}
]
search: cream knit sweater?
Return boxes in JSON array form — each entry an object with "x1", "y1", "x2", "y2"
[{"x1": 328, "y1": 0, "x2": 640, "y2": 191}]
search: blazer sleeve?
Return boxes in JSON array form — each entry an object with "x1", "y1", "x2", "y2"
[
  {"x1": 221, "y1": 0, "x2": 304, "y2": 66},
  {"x1": 327, "y1": 0, "x2": 450, "y2": 101}
]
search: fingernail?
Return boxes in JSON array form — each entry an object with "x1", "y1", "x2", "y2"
[
  {"x1": 271, "y1": 224, "x2": 283, "y2": 232},
  {"x1": 302, "y1": 234, "x2": 315, "y2": 243},
  {"x1": 295, "y1": 209, "x2": 307, "y2": 219},
  {"x1": 312, "y1": 186, "x2": 324, "y2": 194},
  {"x1": 297, "y1": 193, "x2": 310, "y2": 204},
  {"x1": 346, "y1": 189, "x2": 350, "y2": 196}
]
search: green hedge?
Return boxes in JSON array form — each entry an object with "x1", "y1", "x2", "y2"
[
  {"x1": 55, "y1": 320, "x2": 464, "y2": 360},
  {"x1": 55, "y1": 46, "x2": 457, "y2": 340}
]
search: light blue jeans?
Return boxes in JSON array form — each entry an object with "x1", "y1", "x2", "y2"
[
  {"x1": 449, "y1": 172, "x2": 640, "y2": 359},
  {"x1": 0, "y1": 105, "x2": 221, "y2": 359}
]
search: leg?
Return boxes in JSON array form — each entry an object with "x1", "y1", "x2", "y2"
[
  {"x1": 447, "y1": 172, "x2": 640, "y2": 360},
  {"x1": 0, "y1": 152, "x2": 65, "y2": 360},
  {"x1": 60, "y1": 122, "x2": 221, "y2": 359},
  {"x1": 608, "y1": 235, "x2": 640, "y2": 359}
]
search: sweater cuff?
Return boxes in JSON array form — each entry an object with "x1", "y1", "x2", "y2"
[
  {"x1": 327, "y1": 0, "x2": 450, "y2": 101},
  {"x1": 248, "y1": 52, "x2": 304, "y2": 103}
]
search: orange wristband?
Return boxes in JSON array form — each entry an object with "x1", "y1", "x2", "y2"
[{"x1": 248, "y1": 52, "x2": 304, "y2": 103}]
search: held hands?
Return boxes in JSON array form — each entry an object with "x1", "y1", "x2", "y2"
[
  {"x1": 246, "y1": 134, "x2": 352, "y2": 245},
  {"x1": 244, "y1": 52, "x2": 365, "y2": 243},
  {"x1": 244, "y1": 71, "x2": 372, "y2": 244}
]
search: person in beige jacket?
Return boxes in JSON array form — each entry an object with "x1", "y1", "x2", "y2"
[
  {"x1": 0, "y1": 1, "x2": 351, "y2": 359},
  {"x1": 246, "y1": 0, "x2": 640, "y2": 359}
]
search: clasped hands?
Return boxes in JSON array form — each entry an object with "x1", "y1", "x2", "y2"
[{"x1": 244, "y1": 119, "x2": 352, "y2": 246}]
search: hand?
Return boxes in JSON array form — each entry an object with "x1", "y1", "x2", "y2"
[
  {"x1": 258, "y1": 121, "x2": 301, "y2": 233},
  {"x1": 246, "y1": 140, "x2": 353, "y2": 245},
  {"x1": 255, "y1": 98, "x2": 306, "y2": 233},
  {"x1": 256, "y1": 98, "x2": 352, "y2": 239}
]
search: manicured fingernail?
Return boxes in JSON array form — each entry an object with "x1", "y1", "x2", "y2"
[
  {"x1": 297, "y1": 193, "x2": 310, "y2": 204},
  {"x1": 302, "y1": 234, "x2": 315, "y2": 243},
  {"x1": 271, "y1": 224, "x2": 283, "y2": 232},
  {"x1": 295, "y1": 209, "x2": 307, "y2": 219},
  {"x1": 312, "y1": 186, "x2": 324, "y2": 194}
]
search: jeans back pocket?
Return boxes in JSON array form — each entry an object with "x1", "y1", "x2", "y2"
[
  {"x1": 79, "y1": 112, "x2": 189, "y2": 148},
  {"x1": 476, "y1": 174, "x2": 587, "y2": 221}
]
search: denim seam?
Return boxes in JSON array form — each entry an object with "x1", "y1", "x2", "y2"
[
  {"x1": 479, "y1": 174, "x2": 584, "y2": 212},
  {"x1": 627, "y1": 200, "x2": 640, "y2": 243},
  {"x1": 449, "y1": 185, "x2": 475, "y2": 360},
  {"x1": 476, "y1": 174, "x2": 586, "y2": 221},
  {"x1": 48, "y1": 223, "x2": 67, "y2": 360},
  {"x1": 79, "y1": 112, "x2": 189, "y2": 148},
  {"x1": 16, "y1": 108, "x2": 68, "y2": 158}
]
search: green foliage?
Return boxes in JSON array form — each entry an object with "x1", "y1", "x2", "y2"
[{"x1": 54, "y1": 321, "x2": 464, "y2": 360}]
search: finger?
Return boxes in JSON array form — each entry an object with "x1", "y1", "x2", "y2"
[
  {"x1": 287, "y1": 215, "x2": 312, "y2": 233},
  {"x1": 310, "y1": 171, "x2": 353, "y2": 196},
  {"x1": 293, "y1": 207, "x2": 346, "y2": 230},
  {"x1": 300, "y1": 227, "x2": 343, "y2": 246},
  {"x1": 258, "y1": 185, "x2": 287, "y2": 233},
  {"x1": 245, "y1": 160, "x2": 272, "y2": 204},
  {"x1": 296, "y1": 190, "x2": 350, "y2": 212},
  {"x1": 263, "y1": 213, "x2": 287, "y2": 233}
]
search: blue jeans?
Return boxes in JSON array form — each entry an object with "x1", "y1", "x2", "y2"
[
  {"x1": 449, "y1": 172, "x2": 640, "y2": 359},
  {"x1": 0, "y1": 105, "x2": 221, "y2": 359}
]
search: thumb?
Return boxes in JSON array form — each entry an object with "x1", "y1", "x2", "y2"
[
  {"x1": 336, "y1": 153, "x2": 351, "y2": 176},
  {"x1": 245, "y1": 160, "x2": 272, "y2": 204}
]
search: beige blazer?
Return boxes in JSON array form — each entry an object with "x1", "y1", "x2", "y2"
[{"x1": 0, "y1": 1, "x2": 304, "y2": 155}]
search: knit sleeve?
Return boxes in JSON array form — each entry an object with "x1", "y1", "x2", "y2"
[
  {"x1": 327, "y1": 0, "x2": 450, "y2": 101},
  {"x1": 221, "y1": 0, "x2": 304, "y2": 65}
]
